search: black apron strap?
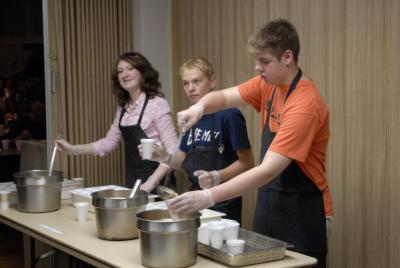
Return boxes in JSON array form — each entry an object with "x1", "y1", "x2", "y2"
[{"x1": 137, "y1": 95, "x2": 149, "y2": 126}]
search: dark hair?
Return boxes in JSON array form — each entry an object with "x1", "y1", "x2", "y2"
[
  {"x1": 111, "y1": 52, "x2": 163, "y2": 107},
  {"x1": 247, "y1": 18, "x2": 300, "y2": 63}
]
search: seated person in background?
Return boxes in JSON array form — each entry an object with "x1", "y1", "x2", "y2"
[
  {"x1": 0, "y1": 98, "x2": 46, "y2": 141},
  {"x1": 2, "y1": 79, "x2": 20, "y2": 126}
]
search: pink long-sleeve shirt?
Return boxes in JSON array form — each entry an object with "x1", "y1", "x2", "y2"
[{"x1": 91, "y1": 92, "x2": 178, "y2": 156}]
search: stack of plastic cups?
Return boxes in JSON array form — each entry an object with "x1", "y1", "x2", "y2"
[{"x1": 0, "y1": 191, "x2": 10, "y2": 210}]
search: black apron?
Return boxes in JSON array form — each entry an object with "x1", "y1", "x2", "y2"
[
  {"x1": 119, "y1": 95, "x2": 159, "y2": 188},
  {"x1": 181, "y1": 114, "x2": 242, "y2": 223},
  {"x1": 252, "y1": 69, "x2": 327, "y2": 267}
]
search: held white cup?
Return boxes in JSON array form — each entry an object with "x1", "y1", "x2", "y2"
[
  {"x1": 226, "y1": 239, "x2": 245, "y2": 255},
  {"x1": 166, "y1": 201, "x2": 180, "y2": 220},
  {"x1": 208, "y1": 225, "x2": 225, "y2": 249},
  {"x1": 1, "y1": 139, "x2": 10, "y2": 151},
  {"x1": 140, "y1": 138, "x2": 156, "y2": 159},
  {"x1": 74, "y1": 202, "x2": 89, "y2": 222}
]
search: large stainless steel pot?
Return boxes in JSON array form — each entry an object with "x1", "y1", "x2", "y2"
[
  {"x1": 91, "y1": 189, "x2": 148, "y2": 240},
  {"x1": 136, "y1": 209, "x2": 201, "y2": 268},
  {"x1": 13, "y1": 170, "x2": 63, "y2": 213}
]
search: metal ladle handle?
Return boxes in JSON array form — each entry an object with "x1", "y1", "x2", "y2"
[
  {"x1": 129, "y1": 179, "x2": 142, "y2": 198},
  {"x1": 163, "y1": 131, "x2": 183, "y2": 187},
  {"x1": 48, "y1": 131, "x2": 63, "y2": 176}
]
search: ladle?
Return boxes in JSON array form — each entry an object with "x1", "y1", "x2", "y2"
[
  {"x1": 129, "y1": 179, "x2": 142, "y2": 198},
  {"x1": 157, "y1": 185, "x2": 178, "y2": 201},
  {"x1": 156, "y1": 131, "x2": 183, "y2": 200},
  {"x1": 49, "y1": 131, "x2": 63, "y2": 176}
]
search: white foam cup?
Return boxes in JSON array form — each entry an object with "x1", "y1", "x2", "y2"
[
  {"x1": 140, "y1": 138, "x2": 156, "y2": 159},
  {"x1": 207, "y1": 220, "x2": 225, "y2": 228},
  {"x1": 1, "y1": 139, "x2": 10, "y2": 151},
  {"x1": 198, "y1": 223, "x2": 210, "y2": 245},
  {"x1": 72, "y1": 177, "x2": 85, "y2": 187},
  {"x1": 223, "y1": 220, "x2": 240, "y2": 240},
  {"x1": 15, "y1": 140, "x2": 22, "y2": 151},
  {"x1": 208, "y1": 225, "x2": 225, "y2": 249},
  {"x1": 74, "y1": 202, "x2": 89, "y2": 222},
  {"x1": 226, "y1": 239, "x2": 245, "y2": 254},
  {"x1": 0, "y1": 191, "x2": 10, "y2": 210}
]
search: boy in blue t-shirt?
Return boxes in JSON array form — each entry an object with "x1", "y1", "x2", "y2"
[{"x1": 140, "y1": 57, "x2": 254, "y2": 223}]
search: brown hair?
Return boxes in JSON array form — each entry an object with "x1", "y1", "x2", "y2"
[
  {"x1": 247, "y1": 18, "x2": 300, "y2": 63},
  {"x1": 179, "y1": 57, "x2": 215, "y2": 79},
  {"x1": 111, "y1": 52, "x2": 163, "y2": 107}
]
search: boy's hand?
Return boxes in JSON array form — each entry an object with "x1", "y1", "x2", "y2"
[
  {"x1": 193, "y1": 170, "x2": 220, "y2": 189},
  {"x1": 166, "y1": 189, "x2": 214, "y2": 216},
  {"x1": 177, "y1": 104, "x2": 204, "y2": 132}
]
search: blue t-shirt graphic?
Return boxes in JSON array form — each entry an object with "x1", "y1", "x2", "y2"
[{"x1": 180, "y1": 108, "x2": 251, "y2": 166}]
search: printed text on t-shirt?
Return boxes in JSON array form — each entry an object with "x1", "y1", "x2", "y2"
[{"x1": 186, "y1": 128, "x2": 221, "y2": 145}]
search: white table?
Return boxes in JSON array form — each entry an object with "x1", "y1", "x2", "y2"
[{"x1": 0, "y1": 200, "x2": 317, "y2": 268}]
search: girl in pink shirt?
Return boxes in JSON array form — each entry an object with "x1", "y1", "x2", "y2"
[{"x1": 56, "y1": 52, "x2": 177, "y2": 190}]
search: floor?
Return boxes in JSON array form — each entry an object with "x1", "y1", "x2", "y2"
[{"x1": 0, "y1": 223, "x2": 24, "y2": 268}]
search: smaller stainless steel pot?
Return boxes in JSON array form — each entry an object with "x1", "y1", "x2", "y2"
[
  {"x1": 13, "y1": 170, "x2": 63, "y2": 213},
  {"x1": 91, "y1": 189, "x2": 148, "y2": 240},
  {"x1": 136, "y1": 209, "x2": 201, "y2": 268}
]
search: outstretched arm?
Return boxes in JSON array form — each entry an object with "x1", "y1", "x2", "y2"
[{"x1": 178, "y1": 87, "x2": 246, "y2": 132}]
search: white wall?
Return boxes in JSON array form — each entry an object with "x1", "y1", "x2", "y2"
[{"x1": 132, "y1": 0, "x2": 173, "y2": 104}]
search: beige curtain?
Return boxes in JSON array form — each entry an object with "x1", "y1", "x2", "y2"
[
  {"x1": 47, "y1": 0, "x2": 133, "y2": 186},
  {"x1": 171, "y1": 0, "x2": 400, "y2": 267}
]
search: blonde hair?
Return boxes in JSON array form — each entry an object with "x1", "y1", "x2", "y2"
[{"x1": 179, "y1": 57, "x2": 215, "y2": 79}]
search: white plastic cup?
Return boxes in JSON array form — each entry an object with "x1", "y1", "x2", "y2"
[
  {"x1": 1, "y1": 139, "x2": 10, "y2": 151},
  {"x1": 140, "y1": 138, "x2": 156, "y2": 159},
  {"x1": 15, "y1": 140, "x2": 22, "y2": 151},
  {"x1": 0, "y1": 190, "x2": 10, "y2": 210},
  {"x1": 74, "y1": 202, "x2": 89, "y2": 222},
  {"x1": 72, "y1": 177, "x2": 85, "y2": 188},
  {"x1": 198, "y1": 223, "x2": 210, "y2": 245},
  {"x1": 166, "y1": 201, "x2": 180, "y2": 220},
  {"x1": 223, "y1": 220, "x2": 240, "y2": 240},
  {"x1": 226, "y1": 239, "x2": 245, "y2": 254},
  {"x1": 207, "y1": 220, "x2": 225, "y2": 228},
  {"x1": 208, "y1": 225, "x2": 225, "y2": 249}
]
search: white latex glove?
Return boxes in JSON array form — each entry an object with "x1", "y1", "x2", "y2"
[
  {"x1": 194, "y1": 170, "x2": 220, "y2": 189},
  {"x1": 55, "y1": 139, "x2": 78, "y2": 155},
  {"x1": 166, "y1": 189, "x2": 215, "y2": 216},
  {"x1": 326, "y1": 216, "x2": 333, "y2": 238},
  {"x1": 138, "y1": 143, "x2": 169, "y2": 163},
  {"x1": 177, "y1": 104, "x2": 204, "y2": 132}
]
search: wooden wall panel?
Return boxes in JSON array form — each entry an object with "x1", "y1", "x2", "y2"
[
  {"x1": 171, "y1": 0, "x2": 400, "y2": 267},
  {"x1": 386, "y1": 0, "x2": 400, "y2": 266}
]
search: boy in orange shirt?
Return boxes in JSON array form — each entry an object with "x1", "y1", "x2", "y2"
[{"x1": 168, "y1": 19, "x2": 332, "y2": 267}]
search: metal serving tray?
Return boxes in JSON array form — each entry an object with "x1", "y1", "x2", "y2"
[{"x1": 197, "y1": 228, "x2": 293, "y2": 267}]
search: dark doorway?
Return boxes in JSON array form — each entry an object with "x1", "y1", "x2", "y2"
[{"x1": 0, "y1": 0, "x2": 45, "y2": 182}]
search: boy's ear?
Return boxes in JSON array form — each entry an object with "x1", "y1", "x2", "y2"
[
  {"x1": 210, "y1": 75, "x2": 217, "y2": 89},
  {"x1": 281, "y1": 50, "x2": 295, "y2": 65}
]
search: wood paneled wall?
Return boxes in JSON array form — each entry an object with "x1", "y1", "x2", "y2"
[
  {"x1": 171, "y1": 0, "x2": 400, "y2": 267},
  {"x1": 47, "y1": 0, "x2": 133, "y2": 186}
]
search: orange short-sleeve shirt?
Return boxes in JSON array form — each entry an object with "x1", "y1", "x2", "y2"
[{"x1": 238, "y1": 75, "x2": 333, "y2": 216}]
